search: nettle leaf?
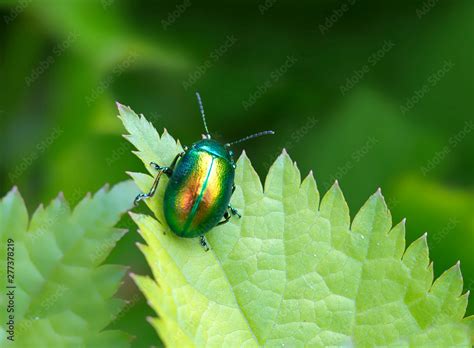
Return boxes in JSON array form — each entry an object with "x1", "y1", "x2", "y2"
[
  {"x1": 118, "y1": 103, "x2": 473, "y2": 347},
  {"x1": 0, "y1": 181, "x2": 137, "y2": 347}
]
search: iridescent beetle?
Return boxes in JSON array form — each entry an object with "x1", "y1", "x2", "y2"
[{"x1": 134, "y1": 93, "x2": 274, "y2": 250}]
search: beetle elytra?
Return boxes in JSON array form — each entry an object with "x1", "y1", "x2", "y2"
[{"x1": 134, "y1": 93, "x2": 274, "y2": 250}]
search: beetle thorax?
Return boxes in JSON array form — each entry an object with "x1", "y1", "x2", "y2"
[{"x1": 191, "y1": 139, "x2": 233, "y2": 162}]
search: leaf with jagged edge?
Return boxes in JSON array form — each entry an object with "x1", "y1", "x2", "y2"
[
  {"x1": 118, "y1": 102, "x2": 473, "y2": 347},
  {"x1": 0, "y1": 181, "x2": 138, "y2": 347}
]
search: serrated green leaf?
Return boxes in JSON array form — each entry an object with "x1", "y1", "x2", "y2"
[
  {"x1": 0, "y1": 181, "x2": 138, "y2": 347},
  {"x1": 119, "y1": 104, "x2": 473, "y2": 347}
]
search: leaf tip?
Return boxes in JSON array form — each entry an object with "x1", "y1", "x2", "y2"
[
  {"x1": 274, "y1": 148, "x2": 292, "y2": 164},
  {"x1": 5, "y1": 186, "x2": 22, "y2": 201},
  {"x1": 116, "y1": 101, "x2": 125, "y2": 111},
  {"x1": 304, "y1": 170, "x2": 316, "y2": 183},
  {"x1": 442, "y1": 261, "x2": 463, "y2": 284},
  {"x1": 116, "y1": 228, "x2": 129, "y2": 236},
  {"x1": 128, "y1": 211, "x2": 143, "y2": 223},
  {"x1": 239, "y1": 149, "x2": 250, "y2": 162},
  {"x1": 326, "y1": 179, "x2": 344, "y2": 198},
  {"x1": 54, "y1": 192, "x2": 67, "y2": 206}
]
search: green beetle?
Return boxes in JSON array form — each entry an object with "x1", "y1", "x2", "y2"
[{"x1": 134, "y1": 93, "x2": 274, "y2": 250}]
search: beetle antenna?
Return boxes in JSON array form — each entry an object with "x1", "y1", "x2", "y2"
[
  {"x1": 195, "y1": 92, "x2": 210, "y2": 138},
  {"x1": 225, "y1": 130, "x2": 275, "y2": 147}
]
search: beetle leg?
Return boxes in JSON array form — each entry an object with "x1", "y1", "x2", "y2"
[
  {"x1": 150, "y1": 162, "x2": 173, "y2": 177},
  {"x1": 199, "y1": 235, "x2": 210, "y2": 252},
  {"x1": 150, "y1": 151, "x2": 185, "y2": 177},
  {"x1": 150, "y1": 162, "x2": 162, "y2": 170},
  {"x1": 134, "y1": 152, "x2": 185, "y2": 206},
  {"x1": 134, "y1": 170, "x2": 166, "y2": 206},
  {"x1": 170, "y1": 151, "x2": 186, "y2": 166},
  {"x1": 228, "y1": 204, "x2": 241, "y2": 218},
  {"x1": 217, "y1": 211, "x2": 231, "y2": 226}
]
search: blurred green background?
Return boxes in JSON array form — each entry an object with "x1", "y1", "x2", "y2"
[{"x1": 0, "y1": 1, "x2": 473, "y2": 346}]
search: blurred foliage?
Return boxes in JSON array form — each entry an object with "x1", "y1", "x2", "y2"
[{"x1": 0, "y1": 0, "x2": 472, "y2": 346}]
